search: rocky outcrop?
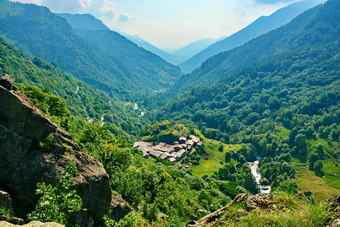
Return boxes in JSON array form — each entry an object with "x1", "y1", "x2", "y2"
[
  {"x1": 0, "y1": 191, "x2": 25, "y2": 225},
  {"x1": 108, "y1": 195, "x2": 133, "y2": 221},
  {"x1": 0, "y1": 221, "x2": 64, "y2": 227},
  {"x1": 0, "y1": 81, "x2": 111, "y2": 226},
  {"x1": 0, "y1": 74, "x2": 15, "y2": 90},
  {"x1": 328, "y1": 196, "x2": 340, "y2": 227},
  {"x1": 187, "y1": 193, "x2": 274, "y2": 226}
]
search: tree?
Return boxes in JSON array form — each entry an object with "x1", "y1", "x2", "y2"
[
  {"x1": 242, "y1": 173, "x2": 259, "y2": 194},
  {"x1": 313, "y1": 160, "x2": 323, "y2": 172},
  {"x1": 225, "y1": 152, "x2": 232, "y2": 163},
  {"x1": 28, "y1": 164, "x2": 83, "y2": 225}
]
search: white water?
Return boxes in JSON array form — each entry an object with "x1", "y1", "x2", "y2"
[
  {"x1": 248, "y1": 160, "x2": 271, "y2": 193},
  {"x1": 100, "y1": 114, "x2": 105, "y2": 126}
]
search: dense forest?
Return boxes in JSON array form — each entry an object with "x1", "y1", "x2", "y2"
[{"x1": 0, "y1": 0, "x2": 339, "y2": 226}]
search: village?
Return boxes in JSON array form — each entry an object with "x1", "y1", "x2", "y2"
[{"x1": 133, "y1": 135, "x2": 204, "y2": 162}]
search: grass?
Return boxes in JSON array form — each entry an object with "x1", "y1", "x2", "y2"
[
  {"x1": 219, "y1": 192, "x2": 333, "y2": 227},
  {"x1": 322, "y1": 159, "x2": 340, "y2": 188},
  {"x1": 294, "y1": 165, "x2": 340, "y2": 202},
  {"x1": 191, "y1": 130, "x2": 242, "y2": 176},
  {"x1": 276, "y1": 126, "x2": 290, "y2": 141},
  {"x1": 290, "y1": 134, "x2": 340, "y2": 193}
]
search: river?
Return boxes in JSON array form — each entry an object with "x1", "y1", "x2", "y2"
[{"x1": 248, "y1": 160, "x2": 271, "y2": 193}]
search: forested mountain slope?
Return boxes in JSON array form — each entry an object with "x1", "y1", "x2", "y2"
[
  {"x1": 162, "y1": 0, "x2": 339, "y2": 140},
  {"x1": 57, "y1": 13, "x2": 109, "y2": 31},
  {"x1": 156, "y1": 0, "x2": 339, "y2": 190},
  {"x1": 177, "y1": 0, "x2": 324, "y2": 87},
  {"x1": 179, "y1": 0, "x2": 324, "y2": 74},
  {"x1": 0, "y1": 38, "x2": 145, "y2": 139},
  {"x1": 58, "y1": 13, "x2": 182, "y2": 89},
  {"x1": 0, "y1": 0, "x2": 181, "y2": 100},
  {"x1": 73, "y1": 29, "x2": 181, "y2": 89}
]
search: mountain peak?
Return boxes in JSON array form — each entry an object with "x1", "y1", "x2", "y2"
[{"x1": 57, "y1": 13, "x2": 110, "y2": 31}]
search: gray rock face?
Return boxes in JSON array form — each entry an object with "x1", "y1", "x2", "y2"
[
  {"x1": 0, "y1": 74, "x2": 15, "y2": 90},
  {"x1": 0, "y1": 191, "x2": 25, "y2": 225},
  {"x1": 0, "y1": 191, "x2": 13, "y2": 214},
  {"x1": 108, "y1": 195, "x2": 133, "y2": 221},
  {"x1": 0, "y1": 84, "x2": 111, "y2": 226}
]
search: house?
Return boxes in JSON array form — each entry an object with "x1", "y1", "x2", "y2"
[{"x1": 133, "y1": 134, "x2": 204, "y2": 163}]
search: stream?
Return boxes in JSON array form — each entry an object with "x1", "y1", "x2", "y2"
[{"x1": 248, "y1": 160, "x2": 271, "y2": 193}]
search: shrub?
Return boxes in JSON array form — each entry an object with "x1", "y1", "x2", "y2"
[{"x1": 27, "y1": 163, "x2": 83, "y2": 225}]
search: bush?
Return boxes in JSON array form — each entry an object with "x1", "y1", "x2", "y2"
[{"x1": 27, "y1": 163, "x2": 83, "y2": 225}]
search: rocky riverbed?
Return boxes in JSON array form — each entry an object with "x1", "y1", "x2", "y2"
[{"x1": 248, "y1": 160, "x2": 271, "y2": 193}]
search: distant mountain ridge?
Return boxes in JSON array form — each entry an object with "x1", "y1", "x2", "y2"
[
  {"x1": 58, "y1": 12, "x2": 222, "y2": 66},
  {"x1": 174, "y1": 0, "x2": 327, "y2": 92},
  {"x1": 57, "y1": 13, "x2": 109, "y2": 31},
  {"x1": 179, "y1": 0, "x2": 325, "y2": 73},
  {"x1": 120, "y1": 33, "x2": 184, "y2": 65},
  {"x1": 57, "y1": 13, "x2": 182, "y2": 89},
  {"x1": 171, "y1": 37, "x2": 225, "y2": 64},
  {"x1": 0, "y1": 1, "x2": 181, "y2": 101}
]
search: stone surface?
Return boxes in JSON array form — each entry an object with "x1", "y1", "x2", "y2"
[
  {"x1": 244, "y1": 193, "x2": 273, "y2": 211},
  {"x1": 0, "y1": 191, "x2": 13, "y2": 214},
  {"x1": 0, "y1": 221, "x2": 64, "y2": 227},
  {"x1": 108, "y1": 195, "x2": 133, "y2": 221},
  {"x1": 0, "y1": 86, "x2": 111, "y2": 226},
  {"x1": 0, "y1": 74, "x2": 15, "y2": 90},
  {"x1": 330, "y1": 219, "x2": 340, "y2": 227},
  {"x1": 187, "y1": 193, "x2": 274, "y2": 226}
]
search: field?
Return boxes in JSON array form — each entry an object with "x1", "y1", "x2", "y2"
[
  {"x1": 191, "y1": 130, "x2": 242, "y2": 176},
  {"x1": 294, "y1": 165, "x2": 340, "y2": 201}
]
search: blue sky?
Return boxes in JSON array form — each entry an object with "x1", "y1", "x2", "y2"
[{"x1": 14, "y1": 0, "x2": 301, "y2": 49}]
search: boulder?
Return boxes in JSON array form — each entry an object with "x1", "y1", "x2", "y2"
[
  {"x1": 0, "y1": 74, "x2": 15, "y2": 90},
  {"x1": 0, "y1": 191, "x2": 13, "y2": 214},
  {"x1": 0, "y1": 191, "x2": 25, "y2": 225},
  {"x1": 0, "y1": 86, "x2": 111, "y2": 226},
  {"x1": 108, "y1": 195, "x2": 133, "y2": 221},
  {"x1": 244, "y1": 193, "x2": 273, "y2": 211},
  {"x1": 259, "y1": 178, "x2": 270, "y2": 186}
]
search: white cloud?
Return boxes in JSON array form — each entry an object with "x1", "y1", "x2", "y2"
[
  {"x1": 79, "y1": 0, "x2": 91, "y2": 9},
  {"x1": 96, "y1": 0, "x2": 136, "y2": 29}
]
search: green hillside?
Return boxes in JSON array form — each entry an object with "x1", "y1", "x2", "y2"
[
  {"x1": 155, "y1": 0, "x2": 340, "y2": 196},
  {"x1": 174, "y1": 1, "x2": 325, "y2": 92},
  {"x1": 0, "y1": 38, "x2": 145, "y2": 139},
  {"x1": 0, "y1": 0, "x2": 181, "y2": 100}
]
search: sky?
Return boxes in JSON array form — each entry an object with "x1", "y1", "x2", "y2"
[{"x1": 13, "y1": 0, "x2": 301, "y2": 49}]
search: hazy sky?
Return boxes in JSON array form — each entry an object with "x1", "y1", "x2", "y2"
[{"x1": 14, "y1": 0, "x2": 301, "y2": 49}]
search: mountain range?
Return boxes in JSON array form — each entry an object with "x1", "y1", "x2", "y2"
[
  {"x1": 179, "y1": 0, "x2": 325, "y2": 73},
  {"x1": 0, "y1": 1, "x2": 181, "y2": 100},
  {"x1": 173, "y1": 0, "x2": 327, "y2": 92}
]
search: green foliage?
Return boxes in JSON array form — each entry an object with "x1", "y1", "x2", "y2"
[
  {"x1": 17, "y1": 84, "x2": 71, "y2": 130},
  {"x1": 103, "y1": 213, "x2": 143, "y2": 227},
  {"x1": 27, "y1": 164, "x2": 83, "y2": 225},
  {"x1": 221, "y1": 192, "x2": 332, "y2": 227},
  {"x1": 0, "y1": 37, "x2": 146, "y2": 140},
  {"x1": 98, "y1": 147, "x2": 230, "y2": 226},
  {"x1": 140, "y1": 120, "x2": 191, "y2": 144},
  {"x1": 0, "y1": 208, "x2": 11, "y2": 220}
]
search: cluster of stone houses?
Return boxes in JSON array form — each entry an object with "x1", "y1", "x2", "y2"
[{"x1": 133, "y1": 135, "x2": 204, "y2": 162}]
